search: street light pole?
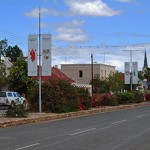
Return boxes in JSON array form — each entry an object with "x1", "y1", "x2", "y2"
[
  {"x1": 39, "y1": 7, "x2": 42, "y2": 113},
  {"x1": 91, "y1": 54, "x2": 93, "y2": 96}
]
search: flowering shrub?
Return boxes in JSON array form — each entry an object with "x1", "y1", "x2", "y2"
[
  {"x1": 77, "y1": 87, "x2": 91, "y2": 111},
  {"x1": 101, "y1": 94, "x2": 118, "y2": 106},
  {"x1": 92, "y1": 93, "x2": 118, "y2": 107},
  {"x1": 28, "y1": 79, "x2": 91, "y2": 113},
  {"x1": 145, "y1": 93, "x2": 150, "y2": 101}
]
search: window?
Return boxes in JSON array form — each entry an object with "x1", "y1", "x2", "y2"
[
  {"x1": 7, "y1": 92, "x2": 13, "y2": 97},
  {"x1": 79, "y1": 70, "x2": 83, "y2": 78}
]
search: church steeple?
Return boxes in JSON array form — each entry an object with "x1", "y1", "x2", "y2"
[{"x1": 143, "y1": 50, "x2": 148, "y2": 69}]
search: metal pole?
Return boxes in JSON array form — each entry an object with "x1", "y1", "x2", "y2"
[
  {"x1": 130, "y1": 50, "x2": 132, "y2": 91},
  {"x1": 91, "y1": 54, "x2": 93, "y2": 96},
  {"x1": 39, "y1": 7, "x2": 42, "y2": 113}
]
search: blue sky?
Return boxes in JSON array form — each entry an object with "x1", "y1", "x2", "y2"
[{"x1": 0, "y1": 0, "x2": 150, "y2": 72}]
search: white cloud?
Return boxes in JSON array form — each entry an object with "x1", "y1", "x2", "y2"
[
  {"x1": 53, "y1": 20, "x2": 89, "y2": 43},
  {"x1": 65, "y1": 0, "x2": 121, "y2": 16},
  {"x1": 24, "y1": 8, "x2": 59, "y2": 18},
  {"x1": 117, "y1": 0, "x2": 132, "y2": 3}
]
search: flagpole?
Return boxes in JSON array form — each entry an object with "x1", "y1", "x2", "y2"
[{"x1": 39, "y1": 7, "x2": 42, "y2": 113}]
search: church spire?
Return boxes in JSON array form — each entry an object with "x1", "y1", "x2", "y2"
[{"x1": 143, "y1": 50, "x2": 148, "y2": 69}]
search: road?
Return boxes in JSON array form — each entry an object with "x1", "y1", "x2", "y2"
[{"x1": 0, "y1": 105, "x2": 150, "y2": 150}]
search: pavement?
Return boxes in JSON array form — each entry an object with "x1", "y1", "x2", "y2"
[{"x1": 0, "y1": 102, "x2": 148, "y2": 128}]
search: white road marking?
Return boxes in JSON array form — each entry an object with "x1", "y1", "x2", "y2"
[
  {"x1": 111, "y1": 119, "x2": 127, "y2": 125},
  {"x1": 136, "y1": 114, "x2": 147, "y2": 118},
  {"x1": 14, "y1": 143, "x2": 40, "y2": 150},
  {"x1": 69, "y1": 128, "x2": 96, "y2": 136}
]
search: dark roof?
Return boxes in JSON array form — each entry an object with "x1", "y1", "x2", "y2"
[{"x1": 143, "y1": 50, "x2": 148, "y2": 68}]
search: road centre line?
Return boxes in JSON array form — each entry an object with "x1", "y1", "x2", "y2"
[
  {"x1": 136, "y1": 114, "x2": 147, "y2": 118},
  {"x1": 111, "y1": 119, "x2": 127, "y2": 125},
  {"x1": 14, "y1": 143, "x2": 40, "y2": 150},
  {"x1": 69, "y1": 128, "x2": 96, "y2": 136}
]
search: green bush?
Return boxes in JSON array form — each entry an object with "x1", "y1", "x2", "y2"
[
  {"x1": 133, "y1": 91, "x2": 144, "y2": 103},
  {"x1": 77, "y1": 87, "x2": 91, "y2": 110},
  {"x1": 28, "y1": 79, "x2": 79, "y2": 113},
  {"x1": 115, "y1": 92, "x2": 134, "y2": 105},
  {"x1": 6, "y1": 103, "x2": 28, "y2": 118}
]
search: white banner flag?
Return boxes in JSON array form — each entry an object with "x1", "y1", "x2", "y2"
[
  {"x1": 42, "y1": 34, "x2": 51, "y2": 76},
  {"x1": 132, "y1": 62, "x2": 138, "y2": 84},
  {"x1": 124, "y1": 62, "x2": 130, "y2": 84},
  {"x1": 28, "y1": 34, "x2": 38, "y2": 76}
]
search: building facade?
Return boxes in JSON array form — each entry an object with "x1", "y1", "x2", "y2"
[{"x1": 61, "y1": 64, "x2": 116, "y2": 84}]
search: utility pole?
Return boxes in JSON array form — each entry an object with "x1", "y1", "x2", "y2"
[
  {"x1": 39, "y1": 7, "x2": 42, "y2": 113},
  {"x1": 123, "y1": 49, "x2": 139, "y2": 91},
  {"x1": 91, "y1": 54, "x2": 93, "y2": 96}
]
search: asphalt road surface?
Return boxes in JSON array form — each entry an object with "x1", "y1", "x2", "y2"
[{"x1": 1, "y1": 105, "x2": 150, "y2": 150}]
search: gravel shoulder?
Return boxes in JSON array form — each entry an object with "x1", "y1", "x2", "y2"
[{"x1": 0, "y1": 102, "x2": 148, "y2": 128}]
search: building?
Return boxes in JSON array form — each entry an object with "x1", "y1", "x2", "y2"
[
  {"x1": 143, "y1": 50, "x2": 148, "y2": 71},
  {"x1": 61, "y1": 63, "x2": 116, "y2": 84}
]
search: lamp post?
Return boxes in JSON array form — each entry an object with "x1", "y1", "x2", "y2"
[{"x1": 91, "y1": 54, "x2": 93, "y2": 96}]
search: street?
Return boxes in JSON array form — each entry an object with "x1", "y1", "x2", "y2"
[{"x1": 0, "y1": 105, "x2": 150, "y2": 150}]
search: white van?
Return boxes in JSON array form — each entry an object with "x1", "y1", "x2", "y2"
[{"x1": 0, "y1": 91, "x2": 26, "y2": 106}]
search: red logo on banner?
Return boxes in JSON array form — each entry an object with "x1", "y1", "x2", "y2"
[{"x1": 29, "y1": 49, "x2": 36, "y2": 62}]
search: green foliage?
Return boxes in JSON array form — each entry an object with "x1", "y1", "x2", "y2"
[
  {"x1": 6, "y1": 103, "x2": 28, "y2": 118},
  {"x1": 115, "y1": 92, "x2": 134, "y2": 104},
  {"x1": 108, "y1": 71, "x2": 124, "y2": 92},
  {"x1": 77, "y1": 87, "x2": 91, "y2": 110},
  {"x1": 92, "y1": 74, "x2": 109, "y2": 93},
  {"x1": 0, "y1": 61, "x2": 7, "y2": 90},
  {"x1": 133, "y1": 91, "x2": 144, "y2": 103},
  {"x1": 28, "y1": 79, "x2": 79, "y2": 113},
  {"x1": 7, "y1": 57, "x2": 36, "y2": 94},
  {"x1": 143, "y1": 67, "x2": 150, "y2": 89},
  {"x1": 4, "y1": 45, "x2": 23, "y2": 62},
  {"x1": 0, "y1": 39, "x2": 8, "y2": 56}
]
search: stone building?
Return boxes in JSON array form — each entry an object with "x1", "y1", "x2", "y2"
[{"x1": 61, "y1": 63, "x2": 115, "y2": 84}]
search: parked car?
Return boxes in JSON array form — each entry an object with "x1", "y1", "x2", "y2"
[{"x1": 0, "y1": 91, "x2": 26, "y2": 106}]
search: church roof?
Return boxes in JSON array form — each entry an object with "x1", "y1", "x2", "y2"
[{"x1": 143, "y1": 50, "x2": 148, "y2": 68}]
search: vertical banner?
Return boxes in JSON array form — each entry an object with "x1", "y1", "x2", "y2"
[
  {"x1": 28, "y1": 34, "x2": 38, "y2": 76},
  {"x1": 124, "y1": 62, "x2": 130, "y2": 84},
  {"x1": 42, "y1": 34, "x2": 51, "y2": 76},
  {"x1": 132, "y1": 62, "x2": 138, "y2": 84}
]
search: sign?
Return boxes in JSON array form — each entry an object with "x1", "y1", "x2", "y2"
[
  {"x1": 132, "y1": 62, "x2": 138, "y2": 84},
  {"x1": 124, "y1": 62, "x2": 130, "y2": 84},
  {"x1": 42, "y1": 34, "x2": 51, "y2": 76},
  {"x1": 28, "y1": 34, "x2": 38, "y2": 76}
]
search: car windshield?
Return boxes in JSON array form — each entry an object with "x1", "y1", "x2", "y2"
[{"x1": 15, "y1": 92, "x2": 21, "y2": 97}]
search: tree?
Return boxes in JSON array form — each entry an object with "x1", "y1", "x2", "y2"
[
  {"x1": 0, "y1": 61, "x2": 7, "y2": 90},
  {"x1": 7, "y1": 57, "x2": 36, "y2": 94},
  {"x1": 143, "y1": 67, "x2": 150, "y2": 89},
  {"x1": 92, "y1": 74, "x2": 109, "y2": 94},
  {"x1": 107, "y1": 71, "x2": 124, "y2": 93},
  {"x1": 4, "y1": 45, "x2": 23, "y2": 62},
  {"x1": 0, "y1": 39, "x2": 8, "y2": 59}
]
